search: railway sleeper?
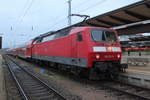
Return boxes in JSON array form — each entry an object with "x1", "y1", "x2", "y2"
[
  {"x1": 22, "y1": 84, "x2": 41, "y2": 87},
  {"x1": 27, "y1": 92, "x2": 53, "y2": 97},
  {"x1": 26, "y1": 86, "x2": 47, "y2": 90},
  {"x1": 35, "y1": 95, "x2": 56, "y2": 100},
  {"x1": 27, "y1": 89, "x2": 49, "y2": 94}
]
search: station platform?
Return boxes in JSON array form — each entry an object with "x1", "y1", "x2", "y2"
[
  {"x1": 119, "y1": 56, "x2": 150, "y2": 89},
  {"x1": 121, "y1": 55, "x2": 150, "y2": 76},
  {"x1": 122, "y1": 56, "x2": 150, "y2": 66}
]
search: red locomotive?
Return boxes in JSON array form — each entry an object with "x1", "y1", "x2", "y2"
[{"x1": 7, "y1": 27, "x2": 127, "y2": 79}]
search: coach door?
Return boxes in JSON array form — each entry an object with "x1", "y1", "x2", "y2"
[
  {"x1": 71, "y1": 32, "x2": 83, "y2": 57},
  {"x1": 71, "y1": 32, "x2": 83, "y2": 65}
]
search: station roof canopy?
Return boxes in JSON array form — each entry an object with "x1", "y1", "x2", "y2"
[
  {"x1": 77, "y1": 0, "x2": 150, "y2": 27},
  {"x1": 129, "y1": 35, "x2": 150, "y2": 41},
  {"x1": 60, "y1": 0, "x2": 150, "y2": 35}
]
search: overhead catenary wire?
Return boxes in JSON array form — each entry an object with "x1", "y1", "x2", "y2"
[
  {"x1": 52, "y1": 0, "x2": 107, "y2": 29},
  {"x1": 42, "y1": 17, "x2": 68, "y2": 33},
  {"x1": 11, "y1": 0, "x2": 35, "y2": 48},
  {"x1": 16, "y1": 0, "x2": 30, "y2": 25},
  {"x1": 11, "y1": 0, "x2": 30, "y2": 31},
  {"x1": 74, "y1": 0, "x2": 92, "y2": 7},
  {"x1": 18, "y1": 0, "x2": 35, "y2": 25},
  {"x1": 72, "y1": 0, "x2": 93, "y2": 11},
  {"x1": 52, "y1": 17, "x2": 68, "y2": 29},
  {"x1": 75, "y1": 0, "x2": 107, "y2": 13},
  {"x1": 41, "y1": 0, "x2": 107, "y2": 33},
  {"x1": 40, "y1": 1, "x2": 70, "y2": 32}
]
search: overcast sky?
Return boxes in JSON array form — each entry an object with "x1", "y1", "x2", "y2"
[{"x1": 0, "y1": 0, "x2": 141, "y2": 48}]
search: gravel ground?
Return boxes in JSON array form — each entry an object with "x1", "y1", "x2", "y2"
[
  {"x1": 13, "y1": 57, "x2": 127, "y2": 100},
  {"x1": 0, "y1": 56, "x2": 6, "y2": 100}
]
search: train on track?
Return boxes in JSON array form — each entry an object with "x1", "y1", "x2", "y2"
[{"x1": 7, "y1": 27, "x2": 127, "y2": 79}]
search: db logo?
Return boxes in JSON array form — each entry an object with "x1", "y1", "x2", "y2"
[{"x1": 107, "y1": 47, "x2": 112, "y2": 51}]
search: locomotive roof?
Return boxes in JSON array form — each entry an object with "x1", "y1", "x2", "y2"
[
  {"x1": 32, "y1": 31, "x2": 55, "y2": 40},
  {"x1": 33, "y1": 26, "x2": 116, "y2": 40}
]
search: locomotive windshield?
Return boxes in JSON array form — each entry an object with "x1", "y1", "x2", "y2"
[{"x1": 91, "y1": 30, "x2": 117, "y2": 42}]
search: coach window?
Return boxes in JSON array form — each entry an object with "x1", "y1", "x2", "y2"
[{"x1": 76, "y1": 32, "x2": 83, "y2": 42}]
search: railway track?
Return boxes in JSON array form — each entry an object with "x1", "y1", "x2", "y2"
[
  {"x1": 4, "y1": 55, "x2": 150, "y2": 100},
  {"x1": 4, "y1": 56, "x2": 67, "y2": 100},
  {"x1": 100, "y1": 81, "x2": 150, "y2": 100}
]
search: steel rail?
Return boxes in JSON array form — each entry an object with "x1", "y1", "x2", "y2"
[
  {"x1": 5, "y1": 56, "x2": 67, "y2": 100},
  {"x1": 5, "y1": 57, "x2": 29, "y2": 100},
  {"x1": 101, "y1": 81, "x2": 150, "y2": 100}
]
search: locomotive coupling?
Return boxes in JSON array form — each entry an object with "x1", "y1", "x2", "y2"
[
  {"x1": 120, "y1": 63, "x2": 128, "y2": 72},
  {"x1": 121, "y1": 63, "x2": 128, "y2": 69}
]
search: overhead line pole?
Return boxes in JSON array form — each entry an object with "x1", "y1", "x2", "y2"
[{"x1": 67, "y1": 0, "x2": 72, "y2": 26}]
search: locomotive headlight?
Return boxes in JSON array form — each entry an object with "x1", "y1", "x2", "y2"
[
  {"x1": 117, "y1": 54, "x2": 121, "y2": 58},
  {"x1": 96, "y1": 54, "x2": 100, "y2": 59}
]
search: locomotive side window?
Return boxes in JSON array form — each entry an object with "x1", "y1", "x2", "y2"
[
  {"x1": 91, "y1": 30, "x2": 117, "y2": 42},
  {"x1": 42, "y1": 34, "x2": 55, "y2": 42},
  {"x1": 41, "y1": 28, "x2": 71, "y2": 42},
  {"x1": 60, "y1": 29, "x2": 70, "y2": 37},
  {"x1": 76, "y1": 32, "x2": 83, "y2": 41},
  {"x1": 54, "y1": 33, "x2": 61, "y2": 39},
  {"x1": 54, "y1": 29, "x2": 71, "y2": 39}
]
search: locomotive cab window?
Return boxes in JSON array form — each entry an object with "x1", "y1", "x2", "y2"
[
  {"x1": 76, "y1": 32, "x2": 83, "y2": 41},
  {"x1": 91, "y1": 30, "x2": 117, "y2": 42}
]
